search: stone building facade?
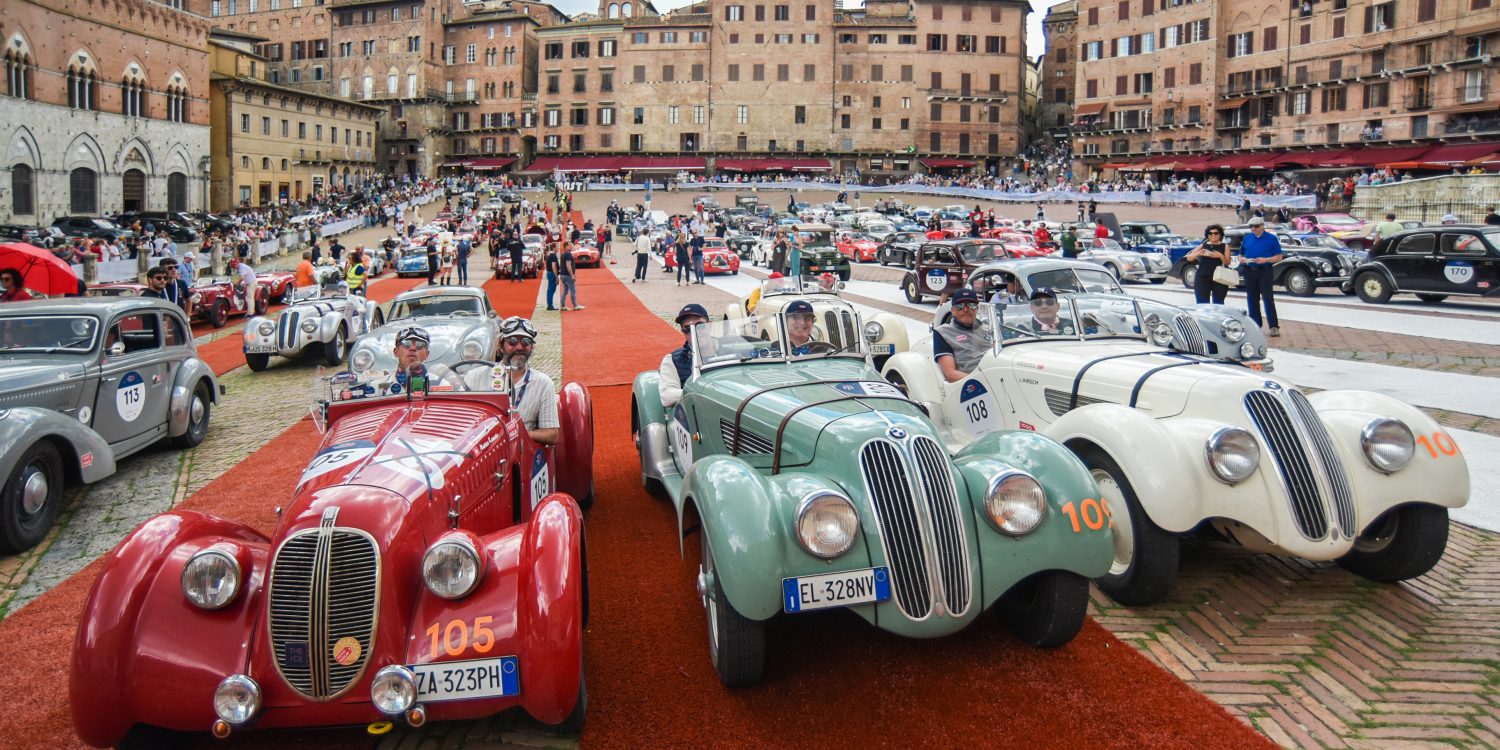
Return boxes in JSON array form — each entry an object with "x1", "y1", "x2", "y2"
[
  {"x1": 1069, "y1": 0, "x2": 1500, "y2": 174},
  {"x1": 3, "y1": 0, "x2": 213, "y2": 223},
  {"x1": 208, "y1": 29, "x2": 382, "y2": 210},
  {"x1": 1038, "y1": 0, "x2": 1076, "y2": 143},
  {"x1": 533, "y1": 18, "x2": 624, "y2": 156}
]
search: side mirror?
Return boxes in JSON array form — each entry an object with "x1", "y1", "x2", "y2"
[{"x1": 109, "y1": 341, "x2": 126, "y2": 356}]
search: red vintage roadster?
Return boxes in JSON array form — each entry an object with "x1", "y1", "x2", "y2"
[{"x1": 71, "y1": 375, "x2": 594, "y2": 746}]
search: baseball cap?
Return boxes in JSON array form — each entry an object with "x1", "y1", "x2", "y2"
[
  {"x1": 786, "y1": 300, "x2": 815, "y2": 316},
  {"x1": 674, "y1": 303, "x2": 709, "y2": 324},
  {"x1": 1030, "y1": 287, "x2": 1059, "y2": 301},
  {"x1": 1247, "y1": 217, "x2": 1266, "y2": 226},
  {"x1": 951, "y1": 288, "x2": 980, "y2": 304}
]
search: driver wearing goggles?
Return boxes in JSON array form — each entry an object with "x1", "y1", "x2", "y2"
[
  {"x1": 463, "y1": 316, "x2": 559, "y2": 445},
  {"x1": 933, "y1": 288, "x2": 994, "y2": 382},
  {"x1": 375, "y1": 326, "x2": 458, "y2": 394}
]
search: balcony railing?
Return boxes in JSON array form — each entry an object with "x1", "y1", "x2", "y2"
[
  {"x1": 1221, "y1": 73, "x2": 1285, "y2": 97},
  {"x1": 1405, "y1": 92, "x2": 1434, "y2": 109},
  {"x1": 1444, "y1": 115, "x2": 1500, "y2": 135},
  {"x1": 443, "y1": 91, "x2": 478, "y2": 103},
  {"x1": 1216, "y1": 116, "x2": 1251, "y2": 131}
]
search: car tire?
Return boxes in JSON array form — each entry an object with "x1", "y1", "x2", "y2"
[
  {"x1": 246, "y1": 353, "x2": 271, "y2": 372},
  {"x1": 171, "y1": 381, "x2": 211, "y2": 449},
  {"x1": 1149, "y1": 277, "x2": 1166, "y2": 285},
  {"x1": 322, "y1": 325, "x2": 347, "y2": 366},
  {"x1": 838, "y1": 268, "x2": 851, "y2": 281},
  {"x1": 1355, "y1": 271, "x2": 1394, "y2": 304},
  {"x1": 700, "y1": 530, "x2": 765, "y2": 687},
  {"x1": 1078, "y1": 446, "x2": 1179, "y2": 606},
  {"x1": 1283, "y1": 267, "x2": 1315, "y2": 297},
  {"x1": 999, "y1": 570, "x2": 1090, "y2": 648},
  {"x1": 210, "y1": 299, "x2": 230, "y2": 328},
  {"x1": 903, "y1": 278, "x2": 924, "y2": 304},
  {"x1": 1104, "y1": 263, "x2": 1121, "y2": 281},
  {"x1": 0, "y1": 442, "x2": 63, "y2": 555},
  {"x1": 1180, "y1": 265, "x2": 1197, "y2": 289},
  {"x1": 254, "y1": 291, "x2": 270, "y2": 316},
  {"x1": 1337, "y1": 504, "x2": 1449, "y2": 583},
  {"x1": 1416, "y1": 293, "x2": 1448, "y2": 304}
]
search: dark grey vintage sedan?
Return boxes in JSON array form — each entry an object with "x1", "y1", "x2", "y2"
[{"x1": 0, "y1": 298, "x2": 220, "y2": 552}]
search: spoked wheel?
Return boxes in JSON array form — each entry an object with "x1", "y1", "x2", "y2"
[
  {"x1": 1080, "y1": 447, "x2": 1179, "y2": 606},
  {"x1": 699, "y1": 530, "x2": 765, "y2": 687},
  {"x1": 1283, "y1": 268, "x2": 1315, "y2": 297},
  {"x1": 1181, "y1": 266, "x2": 1198, "y2": 289},
  {"x1": 904, "y1": 278, "x2": 923, "y2": 304},
  {"x1": 1355, "y1": 272, "x2": 1393, "y2": 304}
]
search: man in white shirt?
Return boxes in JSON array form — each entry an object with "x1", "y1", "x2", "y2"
[
  {"x1": 658, "y1": 303, "x2": 707, "y2": 408},
  {"x1": 228, "y1": 257, "x2": 257, "y2": 312},
  {"x1": 463, "y1": 317, "x2": 559, "y2": 445},
  {"x1": 632, "y1": 230, "x2": 653, "y2": 282}
]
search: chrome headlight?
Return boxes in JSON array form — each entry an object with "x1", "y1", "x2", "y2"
[
  {"x1": 370, "y1": 665, "x2": 417, "y2": 715},
  {"x1": 1205, "y1": 427, "x2": 1260, "y2": 484},
  {"x1": 181, "y1": 548, "x2": 241, "y2": 610},
  {"x1": 1220, "y1": 318, "x2": 1246, "y2": 342},
  {"x1": 863, "y1": 321, "x2": 884, "y2": 342},
  {"x1": 257, "y1": 320, "x2": 275, "y2": 337},
  {"x1": 1149, "y1": 321, "x2": 1173, "y2": 347},
  {"x1": 422, "y1": 536, "x2": 483, "y2": 599},
  {"x1": 300, "y1": 319, "x2": 318, "y2": 333},
  {"x1": 213, "y1": 675, "x2": 261, "y2": 726},
  {"x1": 1239, "y1": 341, "x2": 1257, "y2": 359},
  {"x1": 1361, "y1": 417, "x2": 1415, "y2": 473},
  {"x1": 1318, "y1": 260, "x2": 1333, "y2": 272},
  {"x1": 350, "y1": 348, "x2": 374, "y2": 372},
  {"x1": 985, "y1": 472, "x2": 1046, "y2": 536},
  {"x1": 461, "y1": 339, "x2": 485, "y2": 360},
  {"x1": 795, "y1": 490, "x2": 860, "y2": 558}
]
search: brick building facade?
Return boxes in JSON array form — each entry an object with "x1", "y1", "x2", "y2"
[
  {"x1": 2, "y1": 0, "x2": 213, "y2": 223},
  {"x1": 1038, "y1": 0, "x2": 1077, "y2": 143}
]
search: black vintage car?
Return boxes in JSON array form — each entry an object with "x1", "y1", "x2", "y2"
[
  {"x1": 1176, "y1": 228, "x2": 1356, "y2": 297},
  {"x1": 1353, "y1": 225, "x2": 1500, "y2": 304},
  {"x1": 877, "y1": 230, "x2": 928, "y2": 268}
]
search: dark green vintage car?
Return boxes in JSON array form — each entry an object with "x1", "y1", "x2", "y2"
[{"x1": 631, "y1": 311, "x2": 1114, "y2": 686}]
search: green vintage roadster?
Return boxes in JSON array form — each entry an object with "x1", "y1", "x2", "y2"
[{"x1": 631, "y1": 311, "x2": 1115, "y2": 686}]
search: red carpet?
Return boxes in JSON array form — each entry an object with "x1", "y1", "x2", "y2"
[
  {"x1": 567, "y1": 271, "x2": 1275, "y2": 749},
  {"x1": 481, "y1": 269, "x2": 543, "y2": 320}
]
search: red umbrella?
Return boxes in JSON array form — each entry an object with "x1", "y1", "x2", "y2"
[{"x1": 0, "y1": 242, "x2": 82, "y2": 297}]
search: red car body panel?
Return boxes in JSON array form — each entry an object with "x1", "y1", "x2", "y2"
[
  {"x1": 663, "y1": 247, "x2": 741, "y2": 274},
  {"x1": 257, "y1": 272, "x2": 297, "y2": 304},
  {"x1": 71, "y1": 388, "x2": 592, "y2": 747},
  {"x1": 495, "y1": 251, "x2": 540, "y2": 278},
  {"x1": 837, "y1": 239, "x2": 879, "y2": 262},
  {"x1": 571, "y1": 245, "x2": 601, "y2": 268}
]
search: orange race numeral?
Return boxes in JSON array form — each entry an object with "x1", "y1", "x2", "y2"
[
  {"x1": 1415, "y1": 432, "x2": 1460, "y2": 458},
  {"x1": 1060, "y1": 498, "x2": 1112, "y2": 533},
  {"x1": 425, "y1": 616, "x2": 497, "y2": 658}
]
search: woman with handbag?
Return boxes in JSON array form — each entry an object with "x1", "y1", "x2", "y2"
[{"x1": 1185, "y1": 224, "x2": 1234, "y2": 304}]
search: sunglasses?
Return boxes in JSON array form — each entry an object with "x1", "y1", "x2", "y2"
[
  {"x1": 504, "y1": 335, "x2": 534, "y2": 346},
  {"x1": 953, "y1": 301, "x2": 979, "y2": 310},
  {"x1": 397, "y1": 340, "x2": 429, "y2": 350},
  {"x1": 1207, "y1": 231, "x2": 1222, "y2": 236},
  {"x1": 1031, "y1": 299, "x2": 1058, "y2": 307}
]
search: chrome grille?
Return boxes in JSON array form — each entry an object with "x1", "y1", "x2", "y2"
[
  {"x1": 277, "y1": 310, "x2": 300, "y2": 350},
  {"x1": 268, "y1": 508, "x2": 378, "y2": 700},
  {"x1": 860, "y1": 440, "x2": 931, "y2": 618},
  {"x1": 720, "y1": 418, "x2": 774, "y2": 455},
  {"x1": 1287, "y1": 389, "x2": 1355, "y2": 537},
  {"x1": 1244, "y1": 391, "x2": 1328, "y2": 539},
  {"x1": 911, "y1": 436, "x2": 971, "y2": 616},
  {"x1": 1043, "y1": 388, "x2": 1107, "y2": 417},
  {"x1": 1173, "y1": 313, "x2": 1205, "y2": 355}
]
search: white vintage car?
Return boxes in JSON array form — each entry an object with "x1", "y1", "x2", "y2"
[
  {"x1": 881, "y1": 293, "x2": 1469, "y2": 605},
  {"x1": 725, "y1": 275, "x2": 909, "y2": 368},
  {"x1": 347, "y1": 286, "x2": 504, "y2": 376},
  {"x1": 242, "y1": 272, "x2": 382, "y2": 371}
]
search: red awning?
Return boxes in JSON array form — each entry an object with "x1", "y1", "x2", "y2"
[
  {"x1": 441, "y1": 159, "x2": 475, "y2": 168},
  {"x1": 1171, "y1": 155, "x2": 1215, "y2": 170},
  {"x1": 1208, "y1": 151, "x2": 1287, "y2": 170},
  {"x1": 782, "y1": 158, "x2": 833, "y2": 171},
  {"x1": 920, "y1": 158, "x2": 976, "y2": 169},
  {"x1": 618, "y1": 156, "x2": 706, "y2": 171},
  {"x1": 1406, "y1": 142, "x2": 1500, "y2": 167},
  {"x1": 521, "y1": 156, "x2": 628, "y2": 173},
  {"x1": 1326, "y1": 145, "x2": 1435, "y2": 167},
  {"x1": 1100, "y1": 162, "x2": 1139, "y2": 169},
  {"x1": 1072, "y1": 102, "x2": 1107, "y2": 120},
  {"x1": 717, "y1": 157, "x2": 832, "y2": 172},
  {"x1": 1140, "y1": 155, "x2": 1213, "y2": 171},
  {"x1": 1277, "y1": 149, "x2": 1354, "y2": 168},
  {"x1": 466, "y1": 157, "x2": 517, "y2": 171}
]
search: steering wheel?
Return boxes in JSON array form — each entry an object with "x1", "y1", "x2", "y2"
[
  {"x1": 451, "y1": 359, "x2": 498, "y2": 386},
  {"x1": 800, "y1": 341, "x2": 839, "y2": 355}
]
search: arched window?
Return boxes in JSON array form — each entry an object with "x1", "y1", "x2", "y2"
[
  {"x1": 162, "y1": 86, "x2": 188, "y2": 123},
  {"x1": 607, "y1": 2, "x2": 618, "y2": 17},
  {"x1": 4, "y1": 43, "x2": 31, "y2": 100},
  {"x1": 122, "y1": 168, "x2": 147, "y2": 212},
  {"x1": 262, "y1": 157, "x2": 271, "y2": 170},
  {"x1": 11, "y1": 164, "x2": 35, "y2": 215},
  {"x1": 167, "y1": 173, "x2": 188, "y2": 212},
  {"x1": 67, "y1": 66, "x2": 97, "y2": 110},
  {"x1": 622, "y1": 2, "x2": 633, "y2": 16},
  {"x1": 121, "y1": 77, "x2": 145, "y2": 117},
  {"x1": 70, "y1": 167, "x2": 98, "y2": 214}
]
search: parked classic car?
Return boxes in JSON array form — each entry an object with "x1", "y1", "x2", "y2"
[
  {"x1": 899, "y1": 239, "x2": 1013, "y2": 303},
  {"x1": 52, "y1": 216, "x2": 135, "y2": 242},
  {"x1": 882, "y1": 294, "x2": 1467, "y2": 604},
  {"x1": 194, "y1": 277, "x2": 271, "y2": 327},
  {"x1": 876, "y1": 230, "x2": 928, "y2": 268},
  {"x1": 663, "y1": 240, "x2": 743, "y2": 275},
  {"x1": 1076, "y1": 238, "x2": 1172, "y2": 284},
  {"x1": 1118, "y1": 221, "x2": 1178, "y2": 248},
  {"x1": 723, "y1": 275, "x2": 910, "y2": 367},
  {"x1": 950, "y1": 258, "x2": 1272, "y2": 369},
  {"x1": 836, "y1": 233, "x2": 880, "y2": 263},
  {"x1": 242, "y1": 276, "x2": 381, "y2": 370},
  {"x1": 71, "y1": 376, "x2": 593, "y2": 747},
  {"x1": 495, "y1": 242, "x2": 542, "y2": 279},
  {"x1": 778, "y1": 223, "x2": 852, "y2": 280},
  {"x1": 632, "y1": 312, "x2": 1113, "y2": 685},
  {"x1": 257, "y1": 272, "x2": 298, "y2": 306},
  {"x1": 348, "y1": 287, "x2": 505, "y2": 376},
  {"x1": 1353, "y1": 225, "x2": 1500, "y2": 304},
  {"x1": 726, "y1": 231, "x2": 762, "y2": 259},
  {"x1": 571, "y1": 237, "x2": 601, "y2": 268},
  {"x1": 0, "y1": 298, "x2": 218, "y2": 552},
  {"x1": 396, "y1": 253, "x2": 432, "y2": 277}
]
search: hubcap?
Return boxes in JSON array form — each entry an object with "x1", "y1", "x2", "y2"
[
  {"x1": 20, "y1": 466, "x2": 49, "y2": 516},
  {"x1": 1092, "y1": 468, "x2": 1135, "y2": 576},
  {"x1": 1353, "y1": 512, "x2": 1399, "y2": 554},
  {"x1": 1363, "y1": 278, "x2": 1382, "y2": 297},
  {"x1": 190, "y1": 395, "x2": 205, "y2": 425},
  {"x1": 1290, "y1": 274, "x2": 1308, "y2": 293}
]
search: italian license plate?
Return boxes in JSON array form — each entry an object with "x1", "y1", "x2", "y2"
[
  {"x1": 244, "y1": 345, "x2": 278, "y2": 354},
  {"x1": 410, "y1": 656, "x2": 520, "y2": 703},
  {"x1": 782, "y1": 567, "x2": 891, "y2": 613},
  {"x1": 870, "y1": 344, "x2": 894, "y2": 355}
]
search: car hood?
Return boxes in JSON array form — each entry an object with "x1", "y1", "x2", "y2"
[
  {"x1": 356, "y1": 315, "x2": 494, "y2": 369},
  {"x1": 0, "y1": 358, "x2": 90, "y2": 411}
]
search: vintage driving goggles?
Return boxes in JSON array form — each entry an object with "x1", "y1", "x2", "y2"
[
  {"x1": 500, "y1": 316, "x2": 538, "y2": 340},
  {"x1": 395, "y1": 326, "x2": 431, "y2": 348}
]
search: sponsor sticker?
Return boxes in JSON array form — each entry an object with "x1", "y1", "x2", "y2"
[
  {"x1": 1445, "y1": 261, "x2": 1475, "y2": 284},
  {"x1": 116, "y1": 371, "x2": 146, "y2": 422},
  {"x1": 1019, "y1": 422, "x2": 1036, "y2": 431},
  {"x1": 333, "y1": 636, "x2": 362, "y2": 666},
  {"x1": 80, "y1": 452, "x2": 93, "y2": 469}
]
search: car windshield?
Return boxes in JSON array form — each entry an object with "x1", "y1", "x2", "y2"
[
  {"x1": 797, "y1": 231, "x2": 833, "y2": 245},
  {"x1": 1141, "y1": 224, "x2": 1171, "y2": 235},
  {"x1": 892, "y1": 232, "x2": 923, "y2": 243},
  {"x1": 1088, "y1": 238, "x2": 1126, "y2": 251},
  {"x1": 760, "y1": 274, "x2": 838, "y2": 297},
  {"x1": 1027, "y1": 267, "x2": 1124, "y2": 294},
  {"x1": 0, "y1": 315, "x2": 100, "y2": 353},
  {"x1": 1319, "y1": 215, "x2": 1362, "y2": 226},
  {"x1": 691, "y1": 310, "x2": 867, "y2": 370},
  {"x1": 985, "y1": 295, "x2": 1148, "y2": 345},
  {"x1": 1298, "y1": 235, "x2": 1347, "y2": 250},
  {"x1": 389, "y1": 295, "x2": 483, "y2": 319},
  {"x1": 959, "y1": 243, "x2": 1003, "y2": 263}
]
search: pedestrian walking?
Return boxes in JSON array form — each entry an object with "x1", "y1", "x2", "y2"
[
  {"x1": 558, "y1": 241, "x2": 583, "y2": 310},
  {"x1": 632, "y1": 230, "x2": 652, "y2": 282},
  {"x1": 456, "y1": 236, "x2": 471, "y2": 285},
  {"x1": 425, "y1": 238, "x2": 439, "y2": 286},
  {"x1": 504, "y1": 231, "x2": 525, "y2": 283},
  {"x1": 1186, "y1": 224, "x2": 1232, "y2": 304},
  {"x1": 1239, "y1": 218, "x2": 1283, "y2": 336},
  {"x1": 544, "y1": 242, "x2": 560, "y2": 309}
]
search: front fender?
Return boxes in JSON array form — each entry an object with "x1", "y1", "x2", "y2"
[
  {"x1": 242, "y1": 315, "x2": 274, "y2": 347},
  {"x1": 553, "y1": 382, "x2": 594, "y2": 505},
  {"x1": 70, "y1": 512, "x2": 269, "y2": 747},
  {"x1": 631, "y1": 371, "x2": 667, "y2": 429},
  {"x1": 880, "y1": 350, "x2": 943, "y2": 416},
  {"x1": 319, "y1": 310, "x2": 346, "y2": 342},
  {"x1": 1043, "y1": 404, "x2": 1203, "y2": 533},
  {"x1": 0, "y1": 407, "x2": 116, "y2": 485},
  {"x1": 518, "y1": 493, "x2": 585, "y2": 724},
  {"x1": 873, "y1": 311, "x2": 910, "y2": 353},
  {"x1": 680, "y1": 455, "x2": 784, "y2": 620},
  {"x1": 168, "y1": 359, "x2": 220, "y2": 437}
]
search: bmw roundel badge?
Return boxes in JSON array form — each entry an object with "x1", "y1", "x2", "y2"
[
  {"x1": 1264, "y1": 381, "x2": 1282, "y2": 391},
  {"x1": 887, "y1": 426, "x2": 907, "y2": 440}
]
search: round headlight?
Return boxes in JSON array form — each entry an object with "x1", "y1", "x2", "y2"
[
  {"x1": 1240, "y1": 341, "x2": 1257, "y2": 359},
  {"x1": 863, "y1": 321, "x2": 884, "y2": 342},
  {"x1": 300, "y1": 319, "x2": 318, "y2": 333},
  {"x1": 370, "y1": 665, "x2": 417, "y2": 715},
  {"x1": 1361, "y1": 417, "x2": 1415, "y2": 473},
  {"x1": 422, "y1": 537, "x2": 483, "y2": 599},
  {"x1": 985, "y1": 472, "x2": 1046, "y2": 536},
  {"x1": 350, "y1": 348, "x2": 375, "y2": 372},
  {"x1": 257, "y1": 321, "x2": 275, "y2": 337},
  {"x1": 1205, "y1": 427, "x2": 1260, "y2": 484},
  {"x1": 461, "y1": 339, "x2": 485, "y2": 360},
  {"x1": 1220, "y1": 318, "x2": 1246, "y2": 342},
  {"x1": 795, "y1": 491, "x2": 859, "y2": 558},
  {"x1": 1149, "y1": 321, "x2": 1174, "y2": 347},
  {"x1": 1319, "y1": 260, "x2": 1333, "y2": 272},
  {"x1": 213, "y1": 675, "x2": 261, "y2": 726},
  {"x1": 182, "y1": 548, "x2": 241, "y2": 610}
]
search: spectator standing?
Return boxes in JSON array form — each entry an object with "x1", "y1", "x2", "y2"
[
  {"x1": 1059, "y1": 225, "x2": 1078, "y2": 258},
  {"x1": 632, "y1": 230, "x2": 652, "y2": 282},
  {"x1": 456, "y1": 236, "x2": 471, "y2": 285},
  {"x1": 1238, "y1": 218, "x2": 1283, "y2": 337},
  {"x1": 1373, "y1": 212, "x2": 1406, "y2": 243},
  {"x1": 558, "y1": 241, "x2": 583, "y2": 310},
  {"x1": 345, "y1": 250, "x2": 368, "y2": 295},
  {"x1": 503, "y1": 231, "x2": 526, "y2": 283},
  {"x1": 1185, "y1": 224, "x2": 1232, "y2": 304},
  {"x1": 1485, "y1": 207, "x2": 1500, "y2": 226},
  {"x1": 544, "y1": 242, "x2": 560, "y2": 310},
  {"x1": 425, "y1": 238, "x2": 439, "y2": 286},
  {"x1": 674, "y1": 232, "x2": 692, "y2": 286},
  {"x1": 690, "y1": 231, "x2": 706, "y2": 284},
  {"x1": 295, "y1": 251, "x2": 316, "y2": 288}
]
